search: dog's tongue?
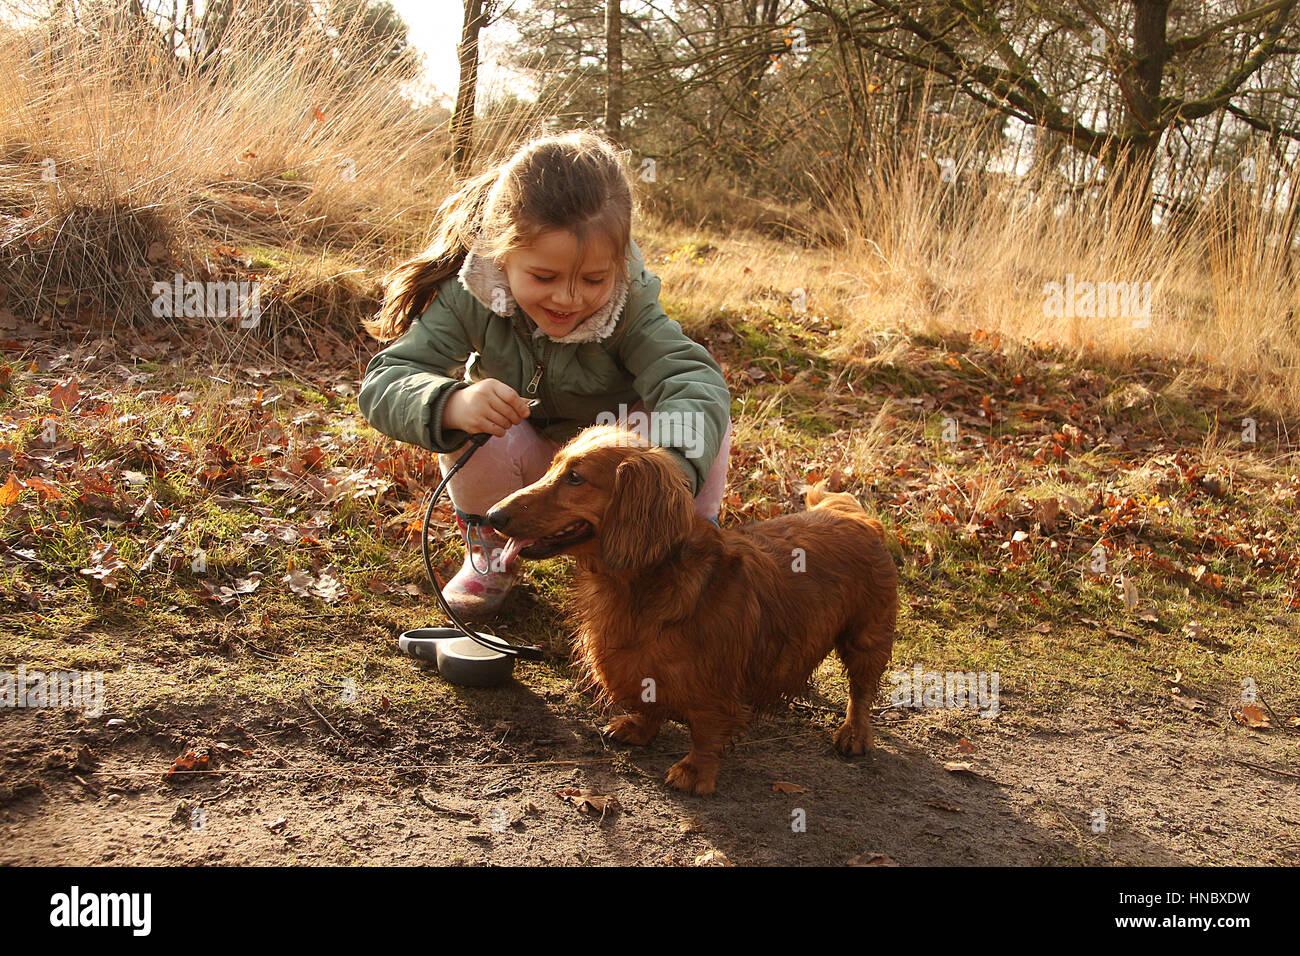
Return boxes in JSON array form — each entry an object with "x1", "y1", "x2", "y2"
[{"x1": 499, "y1": 535, "x2": 535, "y2": 564}]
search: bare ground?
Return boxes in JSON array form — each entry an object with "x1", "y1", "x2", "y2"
[{"x1": 3, "y1": 665, "x2": 1297, "y2": 866}]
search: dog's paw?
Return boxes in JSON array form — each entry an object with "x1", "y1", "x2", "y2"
[
  {"x1": 604, "y1": 714, "x2": 660, "y2": 746},
  {"x1": 834, "y1": 721, "x2": 875, "y2": 756},
  {"x1": 666, "y1": 757, "x2": 717, "y2": 796}
]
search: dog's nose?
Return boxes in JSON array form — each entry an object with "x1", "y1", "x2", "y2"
[{"x1": 485, "y1": 509, "x2": 511, "y2": 534}]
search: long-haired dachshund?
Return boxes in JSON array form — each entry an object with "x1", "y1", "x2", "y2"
[{"x1": 488, "y1": 424, "x2": 898, "y2": 795}]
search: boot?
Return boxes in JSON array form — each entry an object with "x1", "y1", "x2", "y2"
[{"x1": 439, "y1": 513, "x2": 521, "y2": 621}]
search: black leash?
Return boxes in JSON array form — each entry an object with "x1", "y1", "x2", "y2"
[{"x1": 420, "y1": 432, "x2": 545, "y2": 661}]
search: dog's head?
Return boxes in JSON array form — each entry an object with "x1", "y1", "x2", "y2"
[{"x1": 487, "y1": 424, "x2": 696, "y2": 571}]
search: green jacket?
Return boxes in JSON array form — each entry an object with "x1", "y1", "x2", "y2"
[{"x1": 357, "y1": 239, "x2": 731, "y2": 495}]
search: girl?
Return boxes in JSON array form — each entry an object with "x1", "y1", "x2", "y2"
[{"x1": 358, "y1": 130, "x2": 733, "y2": 619}]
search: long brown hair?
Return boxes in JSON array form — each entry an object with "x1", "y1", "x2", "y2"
[{"x1": 364, "y1": 128, "x2": 635, "y2": 342}]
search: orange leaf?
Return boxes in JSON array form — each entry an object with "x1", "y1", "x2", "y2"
[
  {"x1": 1234, "y1": 705, "x2": 1271, "y2": 729},
  {"x1": 24, "y1": 475, "x2": 62, "y2": 501},
  {"x1": 50, "y1": 378, "x2": 79, "y2": 411},
  {"x1": 0, "y1": 472, "x2": 24, "y2": 506}
]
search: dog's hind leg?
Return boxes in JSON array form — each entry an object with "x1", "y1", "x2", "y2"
[{"x1": 833, "y1": 623, "x2": 894, "y2": 756}]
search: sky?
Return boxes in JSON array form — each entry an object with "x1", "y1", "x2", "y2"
[{"x1": 389, "y1": 0, "x2": 523, "y2": 108}]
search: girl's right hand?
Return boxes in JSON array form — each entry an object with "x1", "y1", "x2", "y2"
[{"x1": 443, "y1": 379, "x2": 532, "y2": 438}]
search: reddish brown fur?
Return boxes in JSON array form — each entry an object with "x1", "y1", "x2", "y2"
[{"x1": 488, "y1": 425, "x2": 899, "y2": 795}]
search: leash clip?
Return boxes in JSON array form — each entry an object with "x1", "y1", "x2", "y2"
[{"x1": 461, "y1": 515, "x2": 495, "y2": 575}]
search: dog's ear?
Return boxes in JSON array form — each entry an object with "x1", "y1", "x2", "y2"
[{"x1": 599, "y1": 448, "x2": 696, "y2": 571}]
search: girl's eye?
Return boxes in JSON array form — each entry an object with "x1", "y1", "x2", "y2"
[
  {"x1": 565, "y1": 470, "x2": 586, "y2": 486},
  {"x1": 530, "y1": 275, "x2": 607, "y2": 284}
]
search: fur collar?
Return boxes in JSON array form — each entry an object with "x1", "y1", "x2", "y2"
[{"x1": 457, "y1": 248, "x2": 630, "y2": 344}]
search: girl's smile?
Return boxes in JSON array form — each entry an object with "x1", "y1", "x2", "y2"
[{"x1": 499, "y1": 229, "x2": 617, "y2": 337}]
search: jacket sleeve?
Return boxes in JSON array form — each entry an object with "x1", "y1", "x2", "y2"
[
  {"x1": 357, "y1": 279, "x2": 479, "y2": 454},
  {"x1": 610, "y1": 262, "x2": 731, "y2": 496}
]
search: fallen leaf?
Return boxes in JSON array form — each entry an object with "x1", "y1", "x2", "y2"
[
  {"x1": 1234, "y1": 705, "x2": 1271, "y2": 729},
  {"x1": 165, "y1": 751, "x2": 210, "y2": 777},
  {"x1": 0, "y1": 473, "x2": 25, "y2": 506},
  {"x1": 694, "y1": 849, "x2": 733, "y2": 866},
  {"x1": 554, "y1": 788, "x2": 623, "y2": 817}
]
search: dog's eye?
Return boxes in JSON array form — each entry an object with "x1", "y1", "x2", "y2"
[{"x1": 564, "y1": 470, "x2": 586, "y2": 486}]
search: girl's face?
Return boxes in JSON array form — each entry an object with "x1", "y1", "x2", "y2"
[{"x1": 499, "y1": 229, "x2": 617, "y2": 338}]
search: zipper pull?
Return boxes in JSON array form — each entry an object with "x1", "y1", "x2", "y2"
[{"x1": 526, "y1": 365, "x2": 543, "y2": 396}]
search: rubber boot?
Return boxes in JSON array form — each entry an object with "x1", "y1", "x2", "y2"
[{"x1": 439, "y1": 513, "x2": 521, "y2": 621}]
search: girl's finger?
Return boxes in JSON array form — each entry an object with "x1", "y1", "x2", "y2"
[
  {"x1": 480, "y1": 410, "x2": 511, "y2": 434},
  {"x1": 488, "y1": 396, "x2": 524, "y2": 425}
]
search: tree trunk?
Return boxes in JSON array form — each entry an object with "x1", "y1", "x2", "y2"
[
  {"x1": 452, "y1": 0, "x2": 488, "y2": 177},
  {"x1": 605, "y1": 0, "x2": 622, "y2": 143},
  {"x1": 1108, "y1": 0, "x2": 1171, "y2": 226}
]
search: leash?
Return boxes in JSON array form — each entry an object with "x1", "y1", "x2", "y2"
[{"x1": 420, "y1": 432, "x2": 544, "y2": 662}]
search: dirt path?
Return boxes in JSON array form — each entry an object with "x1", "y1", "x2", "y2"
[{"x1": 3, "y1": 676, "x2": 1296, "y2": 866}]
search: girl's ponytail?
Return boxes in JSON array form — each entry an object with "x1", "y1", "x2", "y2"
[{"x1": 363, "y1": 166, "x2": 499, "y2": 342}]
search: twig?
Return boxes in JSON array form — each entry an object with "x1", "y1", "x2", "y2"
[
  {"x1": 299, "y1": 693, "x2": 343, "y2": 739},
  {"x1": 415, "y1": 789, "x2": 477, "y2": 818},
  {"x1": 1256, "y1": 693, "x2": 1286, "y2": 728},
  {"x1": 1230, "y1": 759, "x2": 1300, "y2": 781}
]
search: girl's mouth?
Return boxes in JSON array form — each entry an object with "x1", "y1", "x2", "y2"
[{"x1": 543, "y1": 307, "x2": 579, "y2": 323}]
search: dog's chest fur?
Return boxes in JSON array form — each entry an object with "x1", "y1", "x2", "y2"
[{"x1": 569, "y1": 561, "x2": 721, "y2": 714}]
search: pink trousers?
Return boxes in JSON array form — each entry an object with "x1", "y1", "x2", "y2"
[{"x1": 438, "y1": 400, "x2": 732, "y2": 524}]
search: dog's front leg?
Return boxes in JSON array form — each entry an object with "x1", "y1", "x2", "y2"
[
  {"x1": 604, "y1": 712, "x2": 663, "y2": 745},
  {"x1": 667, "y1": 709, "x2": 747, "y2": 796}
]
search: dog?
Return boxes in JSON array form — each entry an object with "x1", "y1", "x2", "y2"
[{"x1": 488, "y1": 425, "x2": 899, "y2": 795}]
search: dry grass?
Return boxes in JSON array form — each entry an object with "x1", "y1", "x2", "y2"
[
  {"x1": 0, "y1": 4, "x2": 547, "y2": 364},
  {"x1": 0, "y1": 2, "x2": 1296, "y2": 415}
]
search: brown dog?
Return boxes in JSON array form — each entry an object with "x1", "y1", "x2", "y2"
[{"x1": 488, "y1": 425, "x2": 898, "y2": 795}]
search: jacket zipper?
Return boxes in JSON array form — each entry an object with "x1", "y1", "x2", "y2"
[{"x1": 516, "y1": 320, "x2": 552, "y2": 417}]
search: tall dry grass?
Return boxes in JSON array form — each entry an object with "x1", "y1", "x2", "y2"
[
  {"x1": 1, "y1": 2, "x2": 1297, "y2": 418},
  {"x1": 0, "y1": 2, "x2": 547, "y2": 366},
  {"x1": 649, "y1": 118, "x2": 1299, "y2": 417}
]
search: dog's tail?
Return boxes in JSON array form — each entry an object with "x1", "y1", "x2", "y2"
[{"x1": 805, "y1": 481, "x2": 886, "y2": 536}]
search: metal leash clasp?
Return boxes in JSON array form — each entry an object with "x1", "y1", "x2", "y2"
[{"x1": 461, "y1": 516, "x2": 495, "y2": 575}]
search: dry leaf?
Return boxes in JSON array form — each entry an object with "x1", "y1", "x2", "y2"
[
  {"x1": 0, "y1": 473, "x2": 25, "y2": 506},
  {"x1": 1234, "y1": 705, "x2": 1271, "y2": 729},
  {"x1": 694, "y1": 849, "x2": 733, "y2": 866},
  {"x1": 1121, "y1": 575, "x2": 1139, "y2": 611},
  {"x1": 555, "y1": 788, "x2": 623, "y2": 817}
]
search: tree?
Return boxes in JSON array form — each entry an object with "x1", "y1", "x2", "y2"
[{"x1": 804, "y1": 0, "x2": 1300, "y2": 223}]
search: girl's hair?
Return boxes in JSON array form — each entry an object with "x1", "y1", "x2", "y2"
[{"x1": 364, "y1": 128, "x2": 634, "y2": 342}]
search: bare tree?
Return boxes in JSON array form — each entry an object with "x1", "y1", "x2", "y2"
[
  {"x1": 453, "y1": 0, "x2": 503, "y2": 176},
  {"x1": 805, "y1": 0, "x2": 1300, "y2": 223}
]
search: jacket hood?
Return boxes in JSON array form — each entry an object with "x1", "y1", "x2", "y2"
[{"x1": 456, "y1": 241, "x2": 633, "y2": 344}]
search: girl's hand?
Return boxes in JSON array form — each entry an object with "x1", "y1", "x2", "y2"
[{"x1": 443, "y1": 379, "x2": 532, "y2": 438}]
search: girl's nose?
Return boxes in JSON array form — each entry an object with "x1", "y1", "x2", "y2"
[{"x1": 549, "y1": 284, "x2": 578, "y2": 307}]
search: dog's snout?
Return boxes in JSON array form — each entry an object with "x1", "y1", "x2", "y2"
[{"x1": 485, "y1": 508, "x2": 511, "y2": 534}]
